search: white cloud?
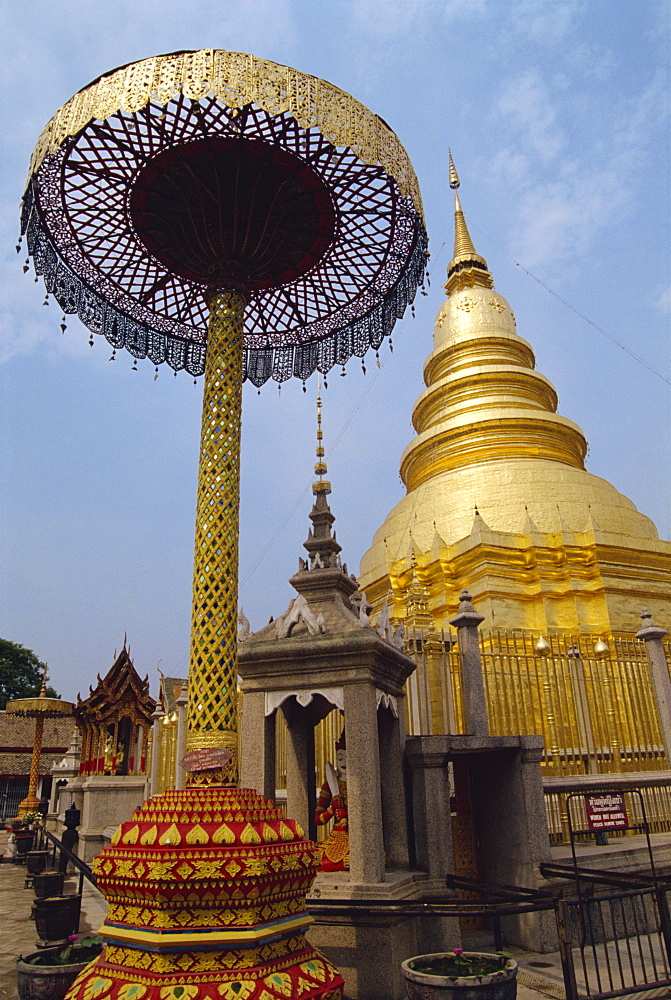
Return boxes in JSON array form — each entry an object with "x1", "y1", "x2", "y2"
[
  {"x1": 510, "y1": 0, "x2": 581, "y2": 45},
  {"x1": 656, "y1": 286, "x2": 671, "y2": 315},
  {"x1": 488, "y1": 62, "x2": 667, "y2": 270},
  {"x1": 496, "y1": 70, "x2": 565, "y2": 163}
]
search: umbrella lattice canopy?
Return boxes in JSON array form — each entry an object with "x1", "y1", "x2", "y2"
[
  {"x1": 6, "y1": 686, "x2": 73, "y2": 816},
  {"x1": 22, "y1": 50, "x2": 427, "y2": 385}
]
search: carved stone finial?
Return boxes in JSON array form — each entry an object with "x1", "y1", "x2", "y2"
[
  {"x1": 636, "y1": 607, "x2": 668, "y2": 641},
  {"x1": 376, "y1": 601, "x2": 391, "y2": 641},
  {"x1": 350, "y1": 590, "x2": 371, "y2": 627},
  {"x1": 392, "y1": 623, "x2": 406, "y2": 650},
  {"x1": 276, "y1": 594, "x2": 327, "y2": 639},
  {"x1": 449, "y1": 588, "x2": 485, "y2": 629},
  {"x1": 237, "y1": 607, "x2": 251, "y2": 641}
]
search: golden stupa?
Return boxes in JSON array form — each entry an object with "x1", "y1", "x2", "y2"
[{"x1": 359, "y1": 159, "x2": 670, "y2": 637}]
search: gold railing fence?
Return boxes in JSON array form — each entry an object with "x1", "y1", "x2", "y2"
[
  {"x1": 401, "y1": 625, "x2": 671, "y2": 840},
  {"x1": 401, "y1": 627, "x2": 669, "y2": 773},
  {"x1": 479, "y1": 630, "x2": 667, "y2": 775}
]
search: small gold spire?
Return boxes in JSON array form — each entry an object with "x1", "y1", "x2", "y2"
[
  {"x1": 448, "y1": 150, "x2": 460, "y2": 190},
  {"x1": 445, "y1": 153, "x2": 493, "y2": 295},
  {"x1": 453, "y1": 192, "x2": 478, "y2": 258},
  {"x1": 313, "y1": 376, "x2": 331, "y2": 496}
]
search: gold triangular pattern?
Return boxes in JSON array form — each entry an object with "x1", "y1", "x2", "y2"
[
  {"x1": 279, "y1": 822, "x2": 294, "y2": 841},
  {"x1": 212, "y1": 823, "x2": 236, "y2": 844},
  {"x1": 186, "y1": 824, "x2": 209, "y2": 845},
  {"x1": 240, "y1": 823, "x2": 261, "y2": 845},
  {"x1": 122, "y1": 824, "x2": 139, "y2": 845},
  {"x1": 159, "y1": 823, "x2": 182, "y2": 846},
  {"x1": 140, "y1": 825, "x2": 158, "y2": 845}
]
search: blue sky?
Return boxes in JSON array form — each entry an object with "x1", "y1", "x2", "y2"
[{"x1": 1, "y1": 0, "x2": 669, "y2": 702}]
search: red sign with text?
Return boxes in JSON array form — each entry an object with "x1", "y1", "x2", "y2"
[{"x1": 585, "y1": 793, "x2": 628, "y2": 831}]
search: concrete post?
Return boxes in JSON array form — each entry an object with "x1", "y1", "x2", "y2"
[
  {"x1": 48, "y1": 774, "x2": 60, "y2": 814},
  {"x1": 636, "y1": 609, "x2": 671, "y2": 757},
  {"x1": 405, "y1": 739, "x2": 453, "y2": 878},
  {"x1": 450, "y1": 589, "x2": 489, "y2": 737},
  {"x1": 149, "y1": 707, "x2": 163, "y2": 797},
  {"x1": 240, "y1": 691, "x2": 276, "y2": 801},
  {"x1": 344, "y1": 682, "x2": 385, "y2": 883},
  {"x1": 174, "y1": 684, "x2": 188, "y2": 791},
  {"x1": 377, "y1": 705, "x2": 409, "y2": 867},
  {"x1": 282, "y1": 699, "x2": 316, "y2": 841}
]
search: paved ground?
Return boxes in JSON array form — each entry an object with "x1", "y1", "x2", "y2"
[{"x1": 2, "y1": 831, "x2": 671, "y2": 1000}]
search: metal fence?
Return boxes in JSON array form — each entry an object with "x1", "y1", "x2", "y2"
[{"x1": 555, "y1": 884, "x2": 671, "y2": 999}]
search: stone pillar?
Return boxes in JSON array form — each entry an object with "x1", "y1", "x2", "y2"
[
  {"x1": 282, "y1": 699, "x2": 316, "y2": 841},
  {"x1": 405, "y1": 739, "x2": 453, "y2": 879},
  {"x1": 637, "y1": 609, "x2": 671, "y2": 757},
  {"x1": 343, "y1": 682, "x2": 385, "y2": 883},
  {"x1": 49, "y1": 774, "x2": 60, "y2": 813},
  {"x1": 133, "y1": 725, "x2": 142, "y2": 775},
  {"x1": 377, "y1": 703, "x2": 409, "y2": 868},
  {"x1": 149, "y1": 707, "x2": 163, "y2": 797},
  {"x1": 240, "y1": 691, "x2": 276, "y2": 801},
  {"x1": 450, "y1": 589, "x2": 489, "y2": 737},
  {"x1": 174, "y1": 684, "x2": 188, "y2": 791}
]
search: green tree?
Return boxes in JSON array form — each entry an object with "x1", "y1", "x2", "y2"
[{"x1": 0, "y1": 639, "x2": 59, "y2": 709}]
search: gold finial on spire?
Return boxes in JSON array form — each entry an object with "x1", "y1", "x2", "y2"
[
  {"x1": 445, "y1": 153, "x2": 493, "y2": 295},
  {"x1": 448, "y1": 150, "x2": 460, "y2": 190},
  {"x1": 39, "y1": 666, "x2": 48, "y2": 698},
  {"x1": 313, "y1": 375, "x2": 331, "y2": 496}
]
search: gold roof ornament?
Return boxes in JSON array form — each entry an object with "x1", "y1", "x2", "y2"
[
  {"x1": 593, "y1": 638, "x2": 610, "y2": 659},
  {"x1": 534, "y1": 635, "x2": 552, "y2": 656}
]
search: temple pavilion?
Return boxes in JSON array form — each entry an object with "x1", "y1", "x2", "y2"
[{"x1": 73, "y1": 643, "x2": 155, "y2": 777}]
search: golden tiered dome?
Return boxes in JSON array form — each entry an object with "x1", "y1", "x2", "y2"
[{"x1": 359, "y1": 167, "x2": 669, "y2": 634}]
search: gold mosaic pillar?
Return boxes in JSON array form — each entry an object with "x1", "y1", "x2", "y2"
[
  {"x1": 18, "y1": 716, "x2": 44, "y2": 816},
  {"x1": 187, "y1": 288, "x2": 246, "y2": 785}
]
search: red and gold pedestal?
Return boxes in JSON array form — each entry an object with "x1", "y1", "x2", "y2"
[{"x1": 74, "y1": 786, "x2": 343, "y2": 1000}]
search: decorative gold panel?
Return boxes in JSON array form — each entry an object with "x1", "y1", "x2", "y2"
[{"x1": 28, "y1": 50, "x2": 423, "y2": 218}]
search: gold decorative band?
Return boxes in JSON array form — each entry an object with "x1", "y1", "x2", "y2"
[{"x1": 28, "y1": 49, "x2": 423, "y2": 219}]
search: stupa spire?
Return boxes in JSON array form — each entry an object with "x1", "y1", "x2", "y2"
[
  {"x1": 446, "y1": 152, "x2": 493, "y2": 294},
  {"x1": 299, "y1": 380, "x2": 342, "y2": 571},
  {"x1": 313, "y1": 376, "x2": 331, "y2": 496}
]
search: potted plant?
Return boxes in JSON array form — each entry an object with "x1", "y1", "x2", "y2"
[
  {"x1": 17, "y1": 934, "x2": 103, "y2": 1000},
  {"x1": 14, "y1": 815, "x2": 40, "y2": 860},
  {"x1": 401, "y1": 949, "x2": 518, "y2": 1000}
]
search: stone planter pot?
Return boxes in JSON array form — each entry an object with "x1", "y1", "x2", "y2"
[
  {"x1": 30, "y1": 895, "x2": 81, "y2": 943},
  {"x1": 26, "y1": 851, "x2": 50, "y2": 876},
  {"x1": 15, "y1": 830, "x2": 36, "y2": 859},
  {"x1": 16, "y1": 948, "x2": 94, "y2": 1000},
  {"x1": 32, "y1": 871, "x2": 65, "y2": 900},
  {"x1": 401, "y1": 952, "x2": 518, "y2": 1000}
]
